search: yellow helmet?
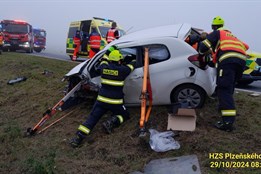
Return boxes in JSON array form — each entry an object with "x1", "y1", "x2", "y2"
[
  {"x1": 212, "y1": 16, "x2": 224, "y2": 25},
  {"x1": 108, "y1": 50, "x2": 123, "y2": 61}
]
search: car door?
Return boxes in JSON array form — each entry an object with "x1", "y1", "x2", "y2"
[{"x1": 123, "y1": 44, "x2": 171, "y2": 105}]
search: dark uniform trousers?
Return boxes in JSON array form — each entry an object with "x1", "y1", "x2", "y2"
[
  {"x1": 82, "y1": 100, "x2": 129, "y2": 130},
  {"x1": 216, "y1": 62, "x2": 244, "y2": 123}
]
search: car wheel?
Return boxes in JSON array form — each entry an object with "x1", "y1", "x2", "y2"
[{"x1": 171, "y1": 84, "x2": 206, "y2": 108}]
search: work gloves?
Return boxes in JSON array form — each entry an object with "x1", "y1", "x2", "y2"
[
  {"x1": 198, "y1": 53, "x2": 215, "y2": 68},
  {"x1": 200, "y1": 32, "x2": 208, "y2": 41}
]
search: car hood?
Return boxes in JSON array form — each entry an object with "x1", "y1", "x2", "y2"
[{"x1": 65, "y1": 59, "x2": 90, "y2": 78}]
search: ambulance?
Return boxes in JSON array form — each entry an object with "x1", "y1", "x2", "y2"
[{"x1": 66, "y1": 17, "x2": 125, "y2": 60}]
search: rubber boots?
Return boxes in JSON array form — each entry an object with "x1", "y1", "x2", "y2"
[
  {"x1": 102, "y1": 116, "x2": 121, "y2": 134},
  {"x1": 69, "y1": 131, "x2": 86, "y2": 148},
  {"x1": 214, "y1": 121, "x2": 234, "y2": 132}
]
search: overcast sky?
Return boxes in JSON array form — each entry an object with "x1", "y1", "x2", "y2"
[{"x1": 1, "y1": 0, "x2": 261, "y2": 54}]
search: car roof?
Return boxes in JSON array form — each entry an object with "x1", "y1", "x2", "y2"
[
  {"x1": 121, "y1": 23, "x2": 190, "y2": 40},
  {"x1": 105, "y1": 23, "x2": 192, "y2": 49}
]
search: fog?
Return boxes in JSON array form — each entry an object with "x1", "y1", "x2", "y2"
[{"x1": 1, "y1": 0, "x2": 261, "y2": 54}]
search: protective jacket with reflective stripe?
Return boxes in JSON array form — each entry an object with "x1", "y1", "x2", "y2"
[
  {"x1": 106, "y1": 28, "x2": 118, "y2": 43},
  {"x1": 199, "y1": 29, "x2": 249, "y2": 66},
  {"x1": 89, "y1": 33, "x2": 101, "y2": 49},
  {"x1": 212, "y1": 29, "x2": 248, "y2": 63},
  {"x1": 97, "y1": 60, "x2": 135, "y2": 104}
]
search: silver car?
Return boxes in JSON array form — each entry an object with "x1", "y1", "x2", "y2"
[{"x1": 65, "y1": 23, "x2": 216, "y2": 108}]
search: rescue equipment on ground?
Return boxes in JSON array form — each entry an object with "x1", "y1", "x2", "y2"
[{"x1": 26, "y1": 81, "x2": 82, "y2": 135}]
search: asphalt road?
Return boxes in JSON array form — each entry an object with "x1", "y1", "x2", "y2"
[
  {"x1": 31, "y1": 50, "x2": 261, "y2": 93},
  {"x1": 31, "y1": 49, "x2": 87, "y2": 62},
  {"x1": 236, "y1": 81, "x2": 261, "y2": 93}
]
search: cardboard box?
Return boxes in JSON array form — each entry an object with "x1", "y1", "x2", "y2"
[{"x1": 167, "y1": 108, "x2": 197, "y2": 131}]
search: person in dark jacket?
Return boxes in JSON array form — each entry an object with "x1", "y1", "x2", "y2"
[
  {"x1": 70, "y1": 47, "x2": 136, "y2": 147},
  {"x1": 198, "y1": 16, "x2": 249, "y2": 132}
]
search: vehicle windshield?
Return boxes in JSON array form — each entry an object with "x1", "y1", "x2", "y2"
[
  {"x1": 68, "y1": 27, "x2": 78, "y2": 38},
  {"x1": 98, "y1": 26, "x2": 125, "y2": 38},
  {"x1": 2, "y1": 23, "x2": 29, "y2": 34},
  {"x1": 98, "y1": 26, "x2": 110, "y2": 38},
  {"x1": 33, "y1": 30, "x2": 46, "y2": 37}
]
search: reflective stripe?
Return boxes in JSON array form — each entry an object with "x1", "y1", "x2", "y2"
[
  {"x1": 78, "y1": 125, "x2": 90, "y2": 134},
  {"x1": 219, "y1": 69, "x2": 223, "y2": 77},
  {"x1": 243, "y1": 68, "x2": 253, "y2": 75},
  {"x1": 117, "y1": 115, "x2": 124, "y2": 123},
  {"x1": 218, "y1": 30, "x2": 247, "y2": 55},
  {"x1": 219, "y1": 52, "x2": 247, "y2": 62},
  {"x1": 220, "y1": 40, "x2": 246, "y2": 50},
  {"x1": 221, "y1": 110, "x2": 236, "y2": 116},
  {"x1": 90, "y1": 35, "x2": 101, "y2": 49},
  {"x1": 100, "y1": 61, "x2": 108, "y2": 65},
  {"x1": 127, "y1": 64, "x2": 134, "y2": 71},
  {"x1": 107, "y1": 29, "x2": 116, "y2": 43},
  {"x1": 101, "y1": 78, "x2": 124, "y2": 86},
  {"x1": 203, "y1": 39, "x2": 212, "y2": 48},
  {"x1": 97, "y1": 95, "x2": 123, "y2": 104}
]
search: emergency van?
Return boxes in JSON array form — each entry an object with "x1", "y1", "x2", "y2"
[{"x1": 66, "y1": 17, "x2": 125, "y2": 60}]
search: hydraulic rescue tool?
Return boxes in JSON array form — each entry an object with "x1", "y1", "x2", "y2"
[
  {"x1": 26, "y1": 81, "x2": 82, "y2": 136},
  {"x1": 139, "y1": 47, "x2": 153, "y2": 136}
]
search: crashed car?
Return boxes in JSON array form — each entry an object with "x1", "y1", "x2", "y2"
[
  {"x1": 237, "y1": 52, "x2": 261, "y2": 85},
  {"x1": 64, "y1": 23, "x2": 216, "y2": 108}
]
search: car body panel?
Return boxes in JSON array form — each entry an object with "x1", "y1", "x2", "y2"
[
  {"x1": 237, "y1": 51, "x2": 261, "y2": 84},
  {"x1": 65, "y1": 23, "x2": 216, "y2": 107}
]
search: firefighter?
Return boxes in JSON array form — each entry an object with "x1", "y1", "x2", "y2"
[
  {"x1": 69, "y1": 47, "x2": 136, "y2": 148},
  {"x1": 198, "y1": 16, "x2": 249, "y2": 132},
  {"x1": 89, "y1": 28, "x2": 101, "y2": 58},
  {"x1": 106, "y1": 22, "x2": 119, "y2": 44},
  {"x1": 72, "y1": 30, "x2": 81, "y2": 61}
]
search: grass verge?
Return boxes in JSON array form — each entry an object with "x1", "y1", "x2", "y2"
[{"x1": 0, "y1": 52, "x2": 260, "y2": 174}]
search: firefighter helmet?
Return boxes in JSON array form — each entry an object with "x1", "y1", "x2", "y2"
[
  {"x1": 108, "y1": 50, "x2": 123, "y2": 61},
  {"x1": 212, "y1": 16, "x2": 224, "y2": 25}
]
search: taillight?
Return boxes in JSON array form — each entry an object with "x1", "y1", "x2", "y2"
[{"x1": 188, "y1": 54, "x2": 207, "y2": 70}]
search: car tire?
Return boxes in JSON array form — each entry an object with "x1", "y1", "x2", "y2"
[{"x1": 171, "y1": 84, "x2": 206, "y2": 108}]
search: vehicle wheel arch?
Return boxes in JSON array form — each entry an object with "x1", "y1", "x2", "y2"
[{"x1": 170, "y1": 83, "x2": 207, "y2": 108}]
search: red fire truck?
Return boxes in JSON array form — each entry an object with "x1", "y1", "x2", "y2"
[
  {"x1": 0, "y1": 20, "x2": 34, "y2": 53},
  {"x1": 33, "y1": 28, "x2": 46, "y2": 53}
]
